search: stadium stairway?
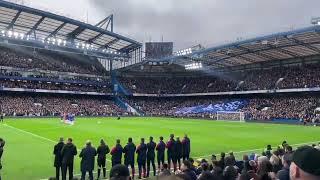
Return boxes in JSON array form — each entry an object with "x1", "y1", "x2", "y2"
[
  {"x1": 114, "y1": 96, "x2": 142, "y2": 116},
  {"x1": 111, "y1": 72, "x2": 132, "y2": 96}
]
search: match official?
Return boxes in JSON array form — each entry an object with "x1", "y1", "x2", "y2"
[
  {"x1": 111, "y1": 139, "x2": 123, "y2": 167},
  {"x1": 96, "y1": 139, "x2": 110, "y2": 179},
  {"x1": 53, "y1": 138, "x2": 64, "y2": 180},
  {"x1": 79, "y1": 140, "x2": 97, "y2": 180},
  {"x1": 61, "y1": 138, "x2": 77, "y2": 180},
  {"x1": 156, "y1": 136, "x2": 166, "y2": 170},
  {"x1": 123, "y1": 137, "x2": 136, "y2": 178}
]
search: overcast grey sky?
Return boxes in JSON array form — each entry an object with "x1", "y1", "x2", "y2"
[{"x1": 18, "y1": 0, "x2": 320, "y2": 50}]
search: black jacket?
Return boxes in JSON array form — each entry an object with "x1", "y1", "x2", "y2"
[
  {"x1": 97, "y1": 144, "x2": 110, "y2": 160},
  {"x1": 123, "y1": 142, "x2": 136, "y2": 164},
  {"x1": 111, "y1": 144, "x2": 123, "y2": 163},
  {"x1": 147, "y1": 141, "x2": 156, "y2": 159},
  {"x1": 80, "y1": 145, "x2": 97, "y2": 172},
  {"x1": 182, "y1": 137, "x2": 191, "y2": 156},
  {"x1": 183, "y1": 169, "x2": 197, "y2": 180},
  {"x1": 175, "y1": 140, "x2": 182, "y2": 158},
  {"x1": 156, "y1": 141, "x2": 166, "y2": 158},
  {"x1": 61, "y1": 143, "x2": 77, "y2": 164},
  {"x1": 53, "y1": 142, "x2": 65, "y2": 167},
  {"x1": 136, "y1": 143, "x2": 147, "y2": 163}
]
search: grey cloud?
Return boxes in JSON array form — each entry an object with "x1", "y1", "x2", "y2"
[{"x1": 77, "y1": 0, "x2": 320, "y2": 50}]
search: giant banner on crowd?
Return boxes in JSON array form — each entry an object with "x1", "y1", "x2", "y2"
[{"x1": 175, "y1": 100, "x2": 247, "y2": 115}]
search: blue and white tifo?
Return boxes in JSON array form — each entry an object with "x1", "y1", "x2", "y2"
[
  {"x1": 62, "y1": 113, "x2": 76, "y2": 125},
  {"x1": 175, "y1": 100, "x2": 248, "y2": 115}
]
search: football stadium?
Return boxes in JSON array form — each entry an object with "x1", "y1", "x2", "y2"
[{"x1": 0, "y1": 1, "x2": 320, "y2": 180}]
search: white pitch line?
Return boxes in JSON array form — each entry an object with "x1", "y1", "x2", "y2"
[
  {"x1": 3, "y1": 124, "x2": 112, "y2": 162},
  {"x1": 194, "y1": 140, "x2": 320, "y2": 159}
]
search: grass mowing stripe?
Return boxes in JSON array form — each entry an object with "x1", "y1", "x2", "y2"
[{"x1": 3, "y1": 124, "x2": 113, "y2": 162}]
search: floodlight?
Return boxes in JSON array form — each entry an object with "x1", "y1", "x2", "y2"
[
  {"x1": 7, "y1": 31, "x2": 12, "y2": 37},
  {"x1": 19, "y1": 33, "x2": 24, "y2": 39},
  {"x1": 13, "y1": 32, "x2": 19, "y2": 38}
]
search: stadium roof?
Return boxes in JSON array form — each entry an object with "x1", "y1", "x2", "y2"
[
  {"x1": 0, "y1": 1, "x2": 141, "y2": 53},
  {"x1": 156, "y1": 25, "x2": 320, "y2": 69}
]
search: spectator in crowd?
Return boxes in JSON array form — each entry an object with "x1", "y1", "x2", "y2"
[
  {"x1": 123, "y1": 137, "x2": 136, "y2": 178},
  {"x1": 289, "y1": 146, "x2": 320, "y2": 180},
  {"x1": 61, "y1": 138, "x2": 77, "y2": 180},
  {"x1": 111, "y1": 139, "x2": 123, "y2": 167},
  {"x1": 277, "y1": 153, "x2": 292, "y2": 180},
  {"x1": 218, "y1": 152, "x2": 226, "y2": 170},
  {"x1": 180, "y1": 160, "x2": 197, "y2": 180},
  {"x1": 109, "y1": 164, "x2": 130, "y2": 180},
  {"x1": 159, "y1": 163, "x2": 171, "y2": 177},
  {"x1": 53, "y1": 137, "x2": 65, "y2": 180},
  {"x1": 96, "y1": 139, "x2": 110, "y2": 179},
  {"x1": 79, "y1": 140, "x2": 97, "y2": 180}
]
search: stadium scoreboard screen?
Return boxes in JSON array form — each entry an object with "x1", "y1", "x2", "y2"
[{"x1": 145, "y1": 42, "x2": 173, "y2": 59}]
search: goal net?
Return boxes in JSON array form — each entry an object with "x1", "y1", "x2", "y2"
[{"x1": 216, "y1": 111, "x2": 245, "y2": 122}]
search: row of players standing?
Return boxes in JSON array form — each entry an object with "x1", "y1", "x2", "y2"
[{"x1": 53, "y1": 134, "x2": 190, "y2": 180}]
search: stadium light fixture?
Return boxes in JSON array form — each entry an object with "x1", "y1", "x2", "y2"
[
  {"x1": 13, "y1": 32, "x2": 19, "y2": 38},
  {"x1": 19, "y1": 33, "x2": 25, "y2": 39},
  {"x1": 7, "y1": 31, "x2": 12, "y2": 37},
  {"x1": 185, "y1": 62, "x2": 203, "y2": 70}
]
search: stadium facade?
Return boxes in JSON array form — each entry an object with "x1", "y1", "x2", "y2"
[{"x1": 0, "y1": 1, "x2": 320, "y2": 125}]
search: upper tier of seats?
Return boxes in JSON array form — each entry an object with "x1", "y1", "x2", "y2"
[
  {"x1": 0, "y1": 45, "x2": 106, "y2": 75},
  {"x1": 119, "y1": 63, "x2": 320, "y2": 94}
]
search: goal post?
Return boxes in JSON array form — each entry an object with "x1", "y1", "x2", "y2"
[{"x1": 216, "y1": 111, "x2": 245, "y2": 122}]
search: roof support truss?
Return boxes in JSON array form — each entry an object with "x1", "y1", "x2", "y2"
[
  {"x1": 45, "y1": 22, "x2": 67, "y2": 40},
  {"x1": 26, "y1": 16, "x2": 45, "y2": 36},
  {"x1": 286, "y1": 37, "x2": 320, "y2": 54},
  {"x1": 7, "y1": 10, "x2": 21, "y2": 30}
]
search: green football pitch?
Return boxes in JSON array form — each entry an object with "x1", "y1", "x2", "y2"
[{"x1": 0, "y1": 117, "x2": 320, "y2": 180}]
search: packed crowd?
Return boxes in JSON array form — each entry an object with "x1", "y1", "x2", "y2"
[
  {"x1": 0, "y1": 94, "x2": 126, "y2": 116},
  {"x1": 243, "y1": 96, "x2": 318, "y2": 122},
  {"x1": 0, "y1": 46, "x2": 105, "y2": 75},
  {"x1": 0, "y1": 92, "x2": 318, "y2": 121},
  {"x1": 119, "y1": 63, "x2": 320, "y2": 94},
  {"x1": 0, "y1": 79, "x2": 112, "y2": 93},
  {"x1": 128, "y1": 96, "x2": 319, "y2": 121}
]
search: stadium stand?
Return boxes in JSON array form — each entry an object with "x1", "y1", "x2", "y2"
[
  {"x1": 118, "y1": 63, "x2": 320, "y2": 94},
  {"x1": 0, "y1": 45, "x2": 106, "y2": 75},
  {"x1": 0, "y1": 93, "x2": 126, "y2": 116}
]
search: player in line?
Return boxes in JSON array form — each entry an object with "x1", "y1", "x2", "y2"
[{"x1": 52, "y1": 134, "x2": 191, "y2": 179}]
